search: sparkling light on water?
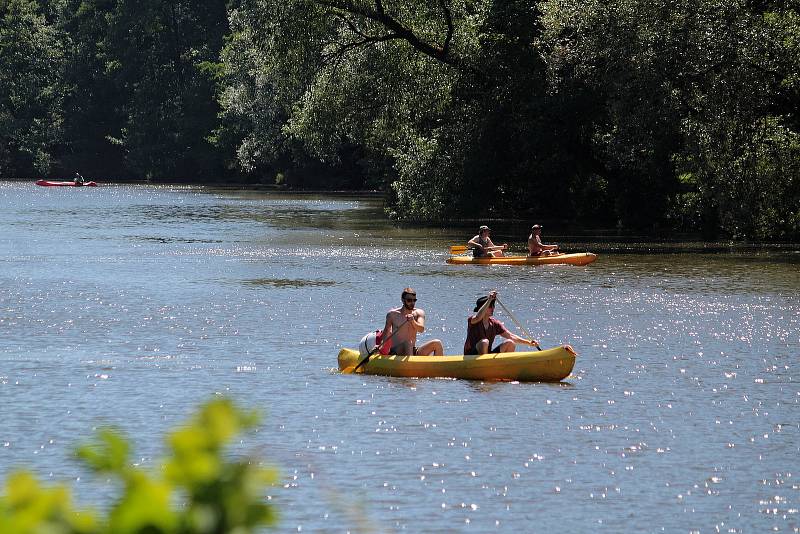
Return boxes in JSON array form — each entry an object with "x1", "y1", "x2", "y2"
[{"x1": 0, "y1": 181, "x2": 798, "y2": 532}]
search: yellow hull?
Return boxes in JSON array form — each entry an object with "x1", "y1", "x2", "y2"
[
  {"x1": 338, "y1": 346, "x2": 576, "y2": 382},
  {"x1": 446, "y1": 252, "x2": 597, "y2": 266}
]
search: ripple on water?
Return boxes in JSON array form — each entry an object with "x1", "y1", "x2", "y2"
[{"x1": 242, "y1": 278, "x2": 338, "y2": 288}]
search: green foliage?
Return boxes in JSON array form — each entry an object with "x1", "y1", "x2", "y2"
[
  {"x1": 0, "y1": 472, "x2": 98, "y2": 534},
  {"x1": 0, "y1": 0, "x2": 67, "y2": 175},
  {"x1": 1, "y1": 0, "x2": 796, "y2": 237},
  {"x1": 220, "y1": 0, "x2": 578, "y2": 219},
  {"x1": 99, "y1": 0, "x2": 231, "y2": 181},
  {"x1": 539, "y1": 0, "x2": 800, "y2": 236},
  {"x1": 0, "y1": 398, "x2": 277, "y2": 534},
  {"x1": 217, "y1": 0, "x2": 799, "y2": 236},
  {"x1": 55, "y1": 0, "x2": 126, "y2": 178}
]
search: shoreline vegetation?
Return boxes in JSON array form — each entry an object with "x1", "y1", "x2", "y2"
[
  {"x1": 2, "y1": 1, "x2": 798, "y2": 240},
  {"x1": 12, "y1": 177, "x2": 800, "y2": 249}
]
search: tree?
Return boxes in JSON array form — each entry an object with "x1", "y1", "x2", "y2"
[
  {"x1": 539, "y1": 0, "x2": 800, "y2": 237},
  {"x1": 54, "y1": 0, "x2": 127, "y2": 179},
  {"x1": 0, "y1": 0, "x2": 67, "y2": 176},
  {"x1": 101, "y1": 0, "x2": 230, "y2": 181},
  {"x1": 221, "y1": 0, "x2": 586, "y2": 219}
]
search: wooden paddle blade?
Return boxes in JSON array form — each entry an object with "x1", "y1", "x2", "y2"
[{"x1": 450, "y1": 245, "x2": 468, "y2": 254}]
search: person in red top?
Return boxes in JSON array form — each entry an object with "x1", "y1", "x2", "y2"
[{"x1": 464, "y1": 291, "x2": 539, "y2": 355}]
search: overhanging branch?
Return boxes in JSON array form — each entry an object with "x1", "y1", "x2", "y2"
[{"x1": 312, "y1": 0, "x2": 467, "y2": 70}]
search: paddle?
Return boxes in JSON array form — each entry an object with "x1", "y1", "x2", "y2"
[
  {"x1": 449, "y1": 244, "x2": 507, "y2": 255},
  {"x1": 345, "y1": 319, "x2": 410, "y2": 374},
  {"x1": 494, "y1": 297, "x2": 542, "y2": 351}
]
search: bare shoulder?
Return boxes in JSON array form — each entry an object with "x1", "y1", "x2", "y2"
[{"x1": 414, "y1": 308, "x2": 426, "y2": 318}]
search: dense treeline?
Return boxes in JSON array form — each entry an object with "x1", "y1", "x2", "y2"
[{"x1": 1, "y1": 0, "x2": 798, "y2": 238}]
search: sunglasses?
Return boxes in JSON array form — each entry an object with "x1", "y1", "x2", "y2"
[{"x1": 404, "y1": 297, "x2": 417, "y2": 302}]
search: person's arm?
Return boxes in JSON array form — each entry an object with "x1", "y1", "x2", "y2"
[
  {"x1": 382, "y1": 311, "x2": 393, "y2": 339},
  {"x1": 499, "y1": 329, "x2": 539, "y2": 347},
  {"x1": 486, "y1": 238, "x2": 506, "y2": 251},
  {"x1": 469, "y1": 291, "x2": 497, "y2": 325},
  {"x1": 492, "y1": 315, "x2": 539, "y2": 347},
  {"x1": 402, "y1": 309, "x2": 426, "y2": 333},
  {"x1": 538, "y1": 235, "x2": 558, "y2": 251},
  {"x1": 467, "y1": 235, "x2": 483, "y2": 252}
]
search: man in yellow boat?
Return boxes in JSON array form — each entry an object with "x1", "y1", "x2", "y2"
[
  {"x1": 464, "y1": 291, "x2": 539, "y2": 355},
  {"x1": 381, "y1": 288, "x2": 443, "y2": 356},
  {"x1": 527, "y1": 224, "x2": 559, "y2": 256},
  {"x1": 467, "y1": 225, "x2": 508, "y2": 257}
]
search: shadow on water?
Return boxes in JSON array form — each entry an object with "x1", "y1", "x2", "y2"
[
  {"x1": 130, "y1": 235, "x2": 224, "y2": 244},
  {"x1": 242, "y1": 278, "x2": 338, "y2": 288},
  {"x1": 150, "y1": 187, "x2": 800, "y2": 257}
]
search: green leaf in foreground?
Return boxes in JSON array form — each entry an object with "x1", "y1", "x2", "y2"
[{"x1": 0, "y1": 398, "x2": 277, "y2": 534}]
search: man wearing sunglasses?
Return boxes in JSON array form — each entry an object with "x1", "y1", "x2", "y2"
[{"x1": 380, "y1": 288, "x2": 444, "y2": 356}]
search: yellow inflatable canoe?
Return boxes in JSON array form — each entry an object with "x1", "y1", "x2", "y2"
[
  {"x1": 447, "y1": 252, "x2": 597, "y2": 266},
  {"x1": 338, "y1": 346, "x2": 576, "y2": 382}
]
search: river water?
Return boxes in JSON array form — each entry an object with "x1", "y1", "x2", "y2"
[{"x1": 1, "y1": 181, "x2": 798, "y2": 532}]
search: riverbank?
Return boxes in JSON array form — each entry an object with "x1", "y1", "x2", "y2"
[{"x1": 10, "y1": 178, "x2": 799, "y2": 251}]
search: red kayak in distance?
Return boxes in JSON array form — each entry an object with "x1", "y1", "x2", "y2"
[{"x1": 35, "y1": 179, "x2": 98, "y2": 187}]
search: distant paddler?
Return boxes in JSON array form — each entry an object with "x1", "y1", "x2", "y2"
[
  {"x1": 527, "y1": 224, "x2": 559, "y2": 257},
  {"x1": 467, "y1": 225, "x2": 507, "y2": 258},
  {"x1": 381, "y1": 288, "x2": 443, "y2": 356}
]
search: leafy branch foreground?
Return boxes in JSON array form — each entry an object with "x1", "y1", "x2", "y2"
[{"x1": 0, "y1": 399, "x2": 277, "y2": 533}]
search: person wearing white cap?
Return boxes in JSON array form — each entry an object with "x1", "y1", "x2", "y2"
[
  {"x1": 528, "y1": 224, "x2": 559, "y2": 257},
  {"x1": 467, "y1": 225, "x2": 507, "y2": 258}
]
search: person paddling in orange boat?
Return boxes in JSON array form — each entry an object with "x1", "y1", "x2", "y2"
[
  {"x1": 527, "y1": 224, "x2": 559, "y2": 257},
  {"x1": 467, "y1": 225, "x2": 508, "y2": 258}
]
